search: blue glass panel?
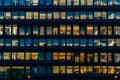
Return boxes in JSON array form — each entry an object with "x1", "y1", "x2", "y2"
[
  {"x1": 4, "y1": 0, "x2": 11, "y2": 6},
  {"x1": 0, "y1": 0, "x2": 2, "y2": 6},
  {"x1": 19, "y1": 0, "x2": 25, "y2": 6},
  {"x1": 19, "y1": 39, "x2": 24, "y2": 46},
  {"x1": 39, "y1": 52, "x2": 44, "y2": 60}
]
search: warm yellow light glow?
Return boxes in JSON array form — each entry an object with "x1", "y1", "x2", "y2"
[{"x1": 27, "y1": 75, "x2": 31, "y2": 79}]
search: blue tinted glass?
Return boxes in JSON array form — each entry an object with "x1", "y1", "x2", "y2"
[
  {"x1": 4, "y1": 0, "x2": 11, "y2": 5},
  {"x1": 80, "y1": 39, "x2": 86, "y2": 46},
  {"x1": 0, "y1": 0, "x2": 2, "y2": 6},
  {"x1": 26, "y1": 39, "x2": 32, "y2": 46},
  {"x1": 46, "y1": 52, "x2": 51, "y2": 60},
  {"x1": 46, "y1": 0, "x2": 52, "y2": 5},
  {"x1": 39, "y1": 52, "x2": 44, "y2": 60},
  {"x1": 39, "y1": 66, "x2": 45, "y2": 74},
  {"x1": 20, "y1": 39, "x2": 24, "y2": 46},
  {"x1": 115, "y1": 0, "x2": 120, "y2": 5},
  {"x1": 12, "y1": 0, "x2": 18, "y2": 5},
  {"x1": 19, "y1": 0, "x2": 25, "y2": 6},
  {"x1": 26, "y1": 0, "x2": 31, "y2": 6},
  {"x1": 39, "y1": 0, "x2": 44, "y2": 5},
  {"x1": 0, "y1": 12, "x2": 4, "y2": 16}
]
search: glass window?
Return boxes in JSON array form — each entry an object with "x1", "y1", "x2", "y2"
[
  {"x1": 101, "y1": 0, "x2": 107, "y2": 6},
  {"x1": 33, "y1": 26, "x2": 38, "y2": 35},
  {"x1": 61, "y1": 12, "x2": 66, "y2": 19},
  {"x1": 53, "y1": 0, "x2": 59, "y2": 6},
  {"x1": 108, "y1": 12, "x2": 114, "y2": 19},
  {"x1": 114, "y1": 53, "x2": 120, "y2": 63},
  {"x1": 73, "y1": 0, "x2": 79, "y2": 5},
  {"x1": 39, "y1": 39, "x2": 46, "y2": 46},
  {"x1": 108, "y1": 0, "x2": 113, "y2": 5},
  {"x1": 26, "y1": 0, "x2": 31, "y2": 6},
  {"x1": 108, "y1": 26, "x2": 112, "y2": 35},
  {"x1": 19, "y1": 26, "x2": 25, "y2": 35},
  {"x1": 47, "y1": 12, "x2": 52, "y2": 19},
  {"x1": 12, "y1": 12, "x2": 18, "y2": 19},
  {"x1": 73, "y1": 38, "x2": 79, "y2": 46},
  {"x1": 94, "y1": 26, "x2": 98, "y2": 35},
  {"x1": 5, "y1": 25, "x2": 11, "y2": 35},
  {"x1": 67, "y1": 0, "x2": 72, "y2": 6},
  {"x1": 12, "y1": 39, "x2": 18, "y2": 46},
  {"x1": 73, "y1": 25, "x2": 79, "y2": 35},
  {"x1": 0, "y1": 0, "x2": 2, "y2": 6},
  {"x1": 25, "y1": 39, "x2": 32, "y2": 46},
  {"x1": 88, "y1": 12, "x2": 93, "y2": 19},
  {"x1": 0, "y1": 12, "x2": 4, "y2": 19},
  {"x1": 53, "y1": 27, "x2": 58, "y2": 35},
  {"x1": 26, "y1": 52, "x2": 31, "y2": 60},
  {"x1": 47, "y1": 39, "x2": 52, "y2": 46},
  {"x1": 94, "y1": 66, "x2": 100, "y2": 74},
  {"x1": 39, "y1": 26, "x2": 44, "y2": 35},
  {"x1": 80, "y1": 12, "x2": 86, "y2": 19},
  {"x1": 33, "y1": 39, "x2": 38, "y2": 46},
  {"x1": 40, "y1": 12, "x2": 46, "y2": 19},
  {"x1": 87, "y1": 25, "x2": 93, "y2": 35},
  {"x1": 4, "y1": 52, "x2": 11, "y2": 60},
  {"x1": 80, "y1": 0, "x2": 86, "y2": 5},
  {"x1": 39, "y1": 52, "x2": 44, "y2": 60},
  {"x1": 60, "y1": 0, "x2": 66, "y2": 6},
  {"x1": 0, "y1": 39, "x2": 4, "y2": 46},
  {"x1": 115, "y1": 0, "x2": 120, "y2": 5},
  {"x1": 75, "y1": 12, "x2": 79, "y2": 19},
  {"x1": 80, "y1": 66, "x2": 87, "y2": 74},
  {"x1": 114, "y1": 39, "x2": 120, "y2": 46},
  {"x1": 39, "y1": 0, "x2": 44, "y2": 5},
  {"x1": 100, "y1": 26, "x2": 107, "y2": 35},
  {"x1": 67, "y1": 12, "x2": 73, "y2": 19},
  {"x1": 75, "y1": 53, "x2": 80, "y2": 62},
  {"x1": 61, "y1": 39, "x2": 65, "y2": 46},
  {"x1": 20, "y1": 12, "x2": 25, "y2": 19},
  {"x1": 101, "y1": 66, "x2": 107, "y2": 74},
  {"x1": 53, "y1": 39, "x2": 59, "y2": 46},
  {"x1": 67, "y1": 66, "x2": 73, "y2": 74},
  {"x1": 12, "y1": 0, "x2": 18, "y2": 6},
  {"x1": 108, "y1": 66, "x2": 115, "y2": 74},
  {"x1": 88, "y1": 39, "x2": 93, "y2": 46},
  {"x1": 12, "y1": 25, "x2": 18, "y2": 35},
  {"x1": 100, "y1": 39, "x2": 107, "y2": 46},
  {"x1": 4, "y1": 0, "x2": 11, "y2": 6},
  {"x1": 32, "y1": 0, "x2": 39, "y2": 6},
  {"x1": 67, "y1": 39, "x2": 72, "y2": 46},
  {"x1": 100, "y1": 52, "x2": 107, "y2": 63},
  {"x1": 53, "y1": 66, "x2": 59, "y2": 74},
  {"x1": 60, "y1": 25, "x2": 66, "y2": 35},
  {"x1": 67, "y1": 25, "x2": 71, "y2": 35},
  {"x1": 108, "y1": 53, "x2": 112, "y2": 63},
  {"x1": 0, "y1": 52, "x2": 3, "y2": 60},
  {"x1": 26, "y1": 12, "x2": 32, "y2": 19},
  {"x1": 19, "y1": 0, "x2": 25, "y2": 6},
  {"x1": 94, "y1": 38, "x2": 100, "y2": 46},
  {"x1": 87, "y1": 0, "x2": 93, "y2": 5},
  {"x1": 53, "y1": 12, "x2": 59, "y2": 19},
  {"x1": 0, "y1": 25, "x2": 3, "y2": 35},
  {"x1": 116, "y1": 12, "x2": 120, "y2": 19},
  {"x1": 32, "y1": 52, "x2": 38, "y2": 60},
  {"x1": 46, "y1": 26, "x2": 52, "y2": 35},
  {"x1": 45, "y1": 52, "x2": 51, "y2": 60},
  {"x1": 33, "y1": 12, "x2": 38, "y2": 19},
  {"x1": 46, "y1": 0, "x2": 52, "y2": 5},
  {"x1": 5, "y1": 39, "x2": 11, "y2": 46},
  {"x1": 18, "y1": 52, "x2": 24, "y2": 60},
  {"x1": 94, "y1": 53, "x2": 98, "y2": 63},
  {"x1": 114, "y1": 26, "x2": 120, "y2": 35},
  {"x1": 0, "y1": 67, "x2": 10, "y2": 79},
  {"x1": 80, "y1": 39, "x2": 86, "y2": 46},
  {"x1": 67, "y1": 52, "x2": 74, "y2": 60},
  {"x1": 19, "y1": 39, "x2": 24, "y2": 46},
  {"x1": 80, "y1": 53, "x2": 85, "y2": 62},
  {"x1": 108, "y1": 39, "x2": 114, "y2": 46},
  {"x1": 5, "y1": 12, "x2": 11, "y2": 19},
  {"x1": 80, "y1": 26, "x2": 85, "y2": 35},
  {"x1": 26, "y1": 26, "x2": 31, "y2": 35}
]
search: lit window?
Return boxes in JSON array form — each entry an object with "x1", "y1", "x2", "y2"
[
  {"x1": 33, "y1": 12, "x2": 38, "y2": 19},
  {"x1": 100, "y1": 52, "x2": 107, "y2": 63},
  {"x1": 0, "y1": 25, "x2": 3, "y2": 35},
  {"x1": 73, "y1": 25, "x2": 79, "y2": 35},
  {"x1": 12, "y1": 25, "x2": 18, "y2": 35},
  {"x1": 5, "y1": 12, "x2": 11, "y2": 19},
  {"x1": 12, "y1": 39, "x2": 18, "y2": 46},
  {"x1": 26, "y1": 12, "x2": 32, "y2": 19},
  {"x1": 5, "y1": 25, "x2": 11, "y2": 35},
  {"x1": 4, "y1": 52, "x2": 10, "y2": 60},
  {"x1": 33, "y1": 26, "x2": 38, "y2": 35},
  {"x1": 60, "y1": 0, "x2": 66, "y2": 6},
  {"x1": 32, "y1": 0, "x2": 38, "y2": 6},
  {"x1": 40, "y1": 12, "x2": 46, "y2": 19},
  {"x1": 32, "y1": 52, "x2": 38, "y2": 60},
  {"x1": 108, "y1": 66, "x2": 115, "y2": 74},
  {"x1": 87, "y1": 0, "x2": 93, "y2": 5}
]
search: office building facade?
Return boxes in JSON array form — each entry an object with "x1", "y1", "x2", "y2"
[{"x1": 0, "y1": 0, "x2": 120, "y2": 80}]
